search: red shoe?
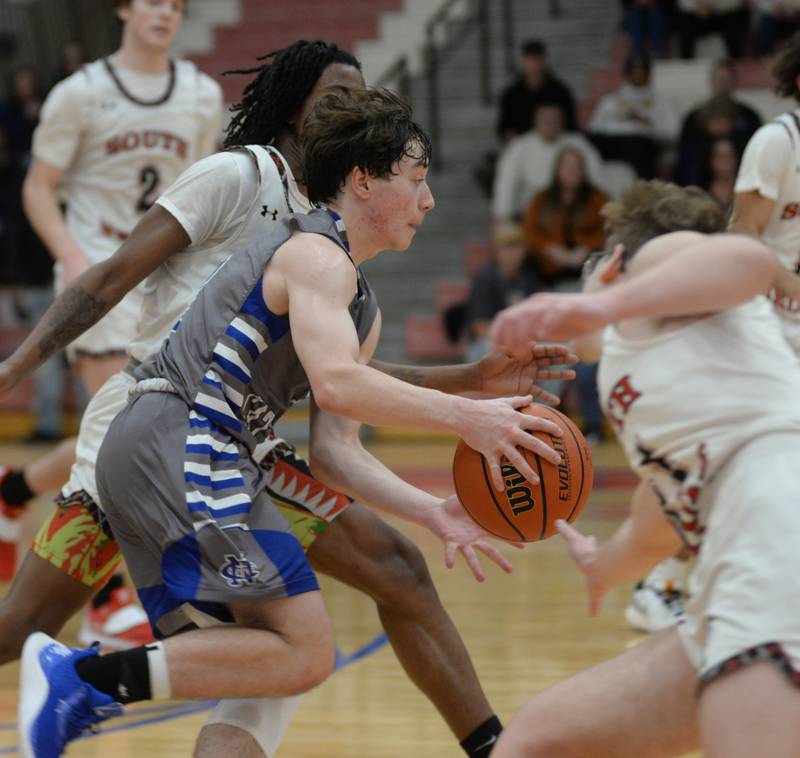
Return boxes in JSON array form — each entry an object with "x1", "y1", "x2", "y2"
[
  {"x1": 78, "y1": 584, "x2": 155, "y2": 650},
  {"x1": 0, "y1": 467, "x2": 24, "y2": 582}
]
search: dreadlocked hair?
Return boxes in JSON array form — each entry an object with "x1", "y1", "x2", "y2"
[
  {"x1": 223, "y1": 40, "x2": 361, "y2": 149},
  {"x1": 771, "y1": 31, "x2": 800, "y2": 102}
]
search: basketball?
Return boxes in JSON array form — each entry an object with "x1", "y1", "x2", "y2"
[{"x1": 452, "y1": 404, "x2": 594, "y2": 542}]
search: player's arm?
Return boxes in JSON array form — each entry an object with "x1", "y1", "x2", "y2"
[
  {"x1": 1, "y1": 151, "x2": 247, "y2": 396},
  {"x1": 556, "y1": 480, "x2": 682, "y2": 615},
  {"x1": 276, "y1": 234, "x2": 564, "y2": 491},
  {"x1": 309, "y1": 323, "x2": 514, "y2": 581},
  {"x1": 730, "y1": 190, "x2": 775, "y2": 239},
  {"x1": 491, "y1": 232, "x2": 782, "y2": 348},
  {"x1": 0, "y1": 205, "x2": 189, "y2": 395},
  {"x1": 369, "y1": 343, "x2": 576, "y2": 402},
  {"x1": 22, "y1": 74, "x2": 92, "y2": 284},
  {"x1": 22, "y1": 159, "x2": 87, "y2": 284}
]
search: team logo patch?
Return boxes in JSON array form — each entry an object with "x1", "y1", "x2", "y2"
[{"x1": 219, "y1": 553, "x2": 261, "y2": 587}]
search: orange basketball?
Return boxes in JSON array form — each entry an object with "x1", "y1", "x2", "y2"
[{"x1": 452, "y1": 404, "x2": 593, "y2": 542}]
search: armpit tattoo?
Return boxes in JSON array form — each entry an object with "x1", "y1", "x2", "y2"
[{"x1": 38, "y1": 287, "x2": 109, "y2": 359}]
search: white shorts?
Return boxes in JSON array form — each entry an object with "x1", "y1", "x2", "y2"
[
  {"x1": 63, "y1": 370, "x2": 135, "y2": 502},
  {"x1": 54, "y1": 270, "x2": 145, "y2": 359},
  {"x1": 678, "y1": 432, "x2": 800, "y2": 685}
]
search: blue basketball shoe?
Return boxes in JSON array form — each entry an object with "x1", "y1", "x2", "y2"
[{"x1": 19, "y1": 632, "x2": 124, "y2": 758}]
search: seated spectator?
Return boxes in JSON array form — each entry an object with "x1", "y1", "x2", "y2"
[
  {"x1": 698, "y1": 136, "x2": 739, "y2": 213},
  {"x1": 521, "y1": 147, "x2": 609, "y2": 289},
  {"x1": 620, "y1": 0, "x2": 673, "y2": 57},
  {"x1": 673, "y1": 93, "x2": 752, "y2": 185},
  {"x1": 752, "y1": 1, "x2": 800, "y2": 58},
  {"x1": 676, "y1": 0, "x2": 748, "y2": 59},
  {"x1": 465, "y1": 225, "x2": 540, "y2": 362},
  {"x1": 676, "y1": 59, "x2": 761, "y2": 173},
  {"x1": 52, "y1": 40, "x2": 86, "y2": 87},
  {"x1": 588, "y1": 50, "x2": 678, "y2": 179},
  {"x1": 521, "y1": 148, "x2": 608, "y2": 442},
  {"x1": 492, "y1": 103, "x2": 605, "y2": 224},
  {"x1": 497, "y1": 39, "x2": 577, "y2": 142}
]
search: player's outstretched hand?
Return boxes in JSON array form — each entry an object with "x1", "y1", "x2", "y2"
[
  {"x1": 457, "y1": 394, "x2": 563, "y2": 491},
  {"x1": 490, "y1": 292, "x2": 611, "y2": 354},
  {"x1": 476, "y1": 342, "x2": 578, "y2": 404},
  {"x1": 556, "y1": 519, "x2": 608, "y2": 616},
  {"x1": 425, "y1": 495, "x2": 522, "y2": 582}
]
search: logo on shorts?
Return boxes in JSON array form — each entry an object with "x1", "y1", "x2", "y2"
[{"x1": 219, "y1": 554, "x2": 261, "y2": 588}]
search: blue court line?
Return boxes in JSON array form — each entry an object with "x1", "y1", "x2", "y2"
[{"x1": 0, "y1": 633, "x2": 389, "y2": 754}]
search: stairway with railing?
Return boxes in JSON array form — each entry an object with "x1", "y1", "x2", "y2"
[{"x1": 360, "y1": 0, "x2": 621, "y2": 363}]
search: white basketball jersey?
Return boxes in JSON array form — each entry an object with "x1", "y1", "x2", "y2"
[
  {"x1": 736, "y1": 111, "x2": 800, "y2": 273},
  {"x1": 598, "y1": 297, "x2": 800, "y2": 551},
  {"x1": 128, "y1": 146, "x2": 311, "y2": 363},
  {"x1": 32, "y1": 57, "x2": 222, "y2": 267}
]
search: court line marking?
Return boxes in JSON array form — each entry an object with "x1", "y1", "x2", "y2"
[{"x1": 0, "y1": 633, "x2": 389, "y2": 754}]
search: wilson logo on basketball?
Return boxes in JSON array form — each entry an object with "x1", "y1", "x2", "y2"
[
  {"x1": 501, "y1": 464, "x2": 535, "y2": 516},
  {"x1": 553, "y1": 434, "x2": 570, "y2": 501}
]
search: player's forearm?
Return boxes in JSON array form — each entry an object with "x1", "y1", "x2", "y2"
[
  {"x1": 22, "y1": 176, "x2": 83, "y2": 266},
  {"x1": 3, "y1": 262, "x2": 122, "y2": 381},
  {"x1": 310, "y1": 437, "x2": 439, "y2": 525},
  {"x1": 601, "y1": 236, "x2": 781, "y2": 321},
  {"x1": 313, "y1": 362, "x2": 471, "y2": 436},
  {"x1": 592, "y1": 518, "x2": 676, "y2": 588},
  {"x1": 369, "y1": 358, "x2": 479, "y2": 395}
]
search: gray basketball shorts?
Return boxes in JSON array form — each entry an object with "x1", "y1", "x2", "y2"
[{"x1": 96, "y1": 391, "x2": 319, "y2": 638}]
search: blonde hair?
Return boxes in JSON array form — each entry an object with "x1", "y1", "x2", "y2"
[{"x1": 602, "y1": 180, "x2": 726, "y2": 259}]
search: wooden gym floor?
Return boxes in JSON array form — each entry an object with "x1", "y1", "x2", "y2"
[{"x1": 0, "y1": 436, "x2": 699, "y2": 757}]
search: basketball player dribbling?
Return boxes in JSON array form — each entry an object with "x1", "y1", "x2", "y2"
[
  {"x1": 1, "y1": 43, "x2": 576, "y2": 758},
  {"x1": 17, "y1": 88, "x2": 567, "y2": 758},
  {"x1": 490, "y1": 180, "x2": 800, "y2": 758},
  {"x1": 0, "y1": 0, "x2": 222, "y2": 644}
]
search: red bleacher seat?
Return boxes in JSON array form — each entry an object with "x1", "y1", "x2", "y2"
[
  {"x1": 463, "y1": 239, "x2": 493, "y2": 277},
  {"x1": 405, "y1": 315, "x2": 464, "y2": 362},
  {"x1": 435, "y1": 280, "x2": 469, "y2": 312},
  {"x1": 189, "y1": 0, "x2": 404, "y2": 103}
]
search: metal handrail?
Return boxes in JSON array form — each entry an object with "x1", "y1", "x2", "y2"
[{"x1": 376, "y1": 0, "x2": 519, "y2": 172}]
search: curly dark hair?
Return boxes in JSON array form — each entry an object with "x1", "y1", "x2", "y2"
[
  {"x1": 301, "y1": 88, "x2": 432, "y2": 206},
  {"x1": 602, "y1": 180, "x2": 727, "y2": 259},
  {"x1": 222, "y1": 40, "x2": 361, "y2": 149},
  {"x1": 771, "y1": 31, "x2": 800, "y2": 102}
]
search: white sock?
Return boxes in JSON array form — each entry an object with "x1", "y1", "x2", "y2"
[{"x1": 145, "y1": 641, "x2": 172, "y2": 700}]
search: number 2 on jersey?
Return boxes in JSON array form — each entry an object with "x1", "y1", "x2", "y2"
[{"x1": 137, "y1": 166, "x2": 160, "y2": 212}]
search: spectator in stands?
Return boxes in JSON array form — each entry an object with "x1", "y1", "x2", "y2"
[
  {"x1": 465, "y1": 224, "x2": 540, "y2": 362},
  {"x1": 520, "y1": 147, "x2": 607, "y2": 442},
  {"x1": 587, "y1": 50, "x2": 678, "y2": 179},
  {"x1": 698, "y1": 136, "x2": 739, "y2": 213},
  {"x1": 0, "y1": 66, "x2": 65, "y2": 441},
  {"x1": 676, "y1": 0, "x2": 749, "y2": 59},
  {"x1": 676, "y1": 60, "x2": 761, "y2": 169},
  {"x1": 673, "y1": 67, "x2": 758, "y2": 186},
  {"x1": 52, "y1": 40, "x2": 86, "y2": 87},
  {"x1": 497, "y1": 39, "x2": 577, "y2": 142},
  {"x1": 521, "y1": 147, "x2": 609, "y2": 289},
  {"x1": 620, "y1": 0, "x2": 673, "y2": 57},
  {"x1": 492, "y1": 102, "x2": 605, "y2": 225},
  {"x1": 752, "y1": 1, "x2": 800, "y2": 58}
]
